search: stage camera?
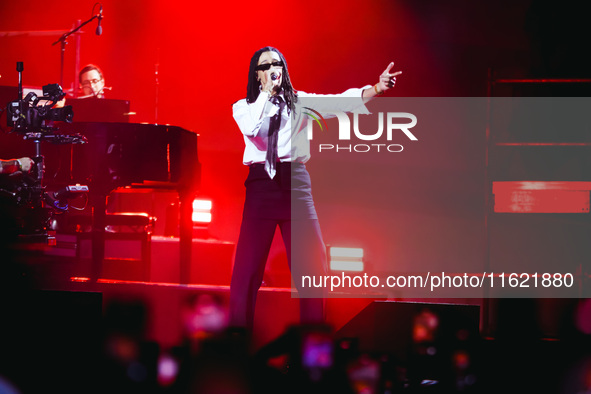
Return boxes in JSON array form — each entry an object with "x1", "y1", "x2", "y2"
[
  {"x1": 7, "y1": 83, "x2": 73, "y2": 132},
  {"x1": 1, "y1": 63, "x2": 87, "y2": 243}
]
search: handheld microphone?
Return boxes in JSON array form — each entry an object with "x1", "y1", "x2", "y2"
[
  {"x1": 96, "y1": 5, "x2": 103, "y2": 36},
  {"x1": 270, "y1": 72, "x2": 278, "y2": 81}
]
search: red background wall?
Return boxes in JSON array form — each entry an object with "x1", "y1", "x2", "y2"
[{"x1": 1, "y1": 0, "x2": 590, "y2": 281}]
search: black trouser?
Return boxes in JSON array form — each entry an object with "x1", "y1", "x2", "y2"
[{"x1": 229, "y1": 163, "x2": 327, "y2": 330}]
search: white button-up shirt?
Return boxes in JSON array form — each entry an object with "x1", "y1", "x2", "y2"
[{"x1": 233, "y1": 87, "x2": 371, "y2": 165}]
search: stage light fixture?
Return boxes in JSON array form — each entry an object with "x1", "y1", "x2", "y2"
[
  {"x1": 329, "y1": 246, "x2": 364, "y2": 272},
  {"x1": 192, "y1": 199, "x2": 212, "y2": 223}
]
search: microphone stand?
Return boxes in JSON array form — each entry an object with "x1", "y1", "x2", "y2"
[{"x1": 52, "y1": 13, "x2": 100, "y2": 88}]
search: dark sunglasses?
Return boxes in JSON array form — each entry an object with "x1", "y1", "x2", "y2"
[{"x1": 255, "y1": 61, "x2": 284, "y2": 71}]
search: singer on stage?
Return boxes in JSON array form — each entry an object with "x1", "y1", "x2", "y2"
[{"x1": 230, "y1": 46, "x2": 401, "y2": 330}]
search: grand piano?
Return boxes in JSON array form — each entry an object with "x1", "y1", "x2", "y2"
[{"x1": 51, "y1": 120, "x2": 201, "y2": 284}]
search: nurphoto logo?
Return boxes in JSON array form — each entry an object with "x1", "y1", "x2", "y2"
[{"x1": 305, "y1": 110, "x2": 418, "y2": 153}]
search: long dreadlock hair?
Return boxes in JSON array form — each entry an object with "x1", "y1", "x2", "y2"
[{"x1": 246, "y1": 46, "x2": 297, "y2": 113}]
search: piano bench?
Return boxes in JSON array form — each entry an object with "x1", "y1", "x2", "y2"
[{"x1": 64, "y1": 212, "x2": 156, "y2": 282}]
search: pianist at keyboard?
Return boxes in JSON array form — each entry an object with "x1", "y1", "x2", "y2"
[{"x1": 78, "y1": 64, "x2": 107, "y2": 99}]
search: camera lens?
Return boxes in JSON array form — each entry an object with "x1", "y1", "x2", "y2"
[{"x1": 47, "y1": 106, "x2": 74, "y2": 123}]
